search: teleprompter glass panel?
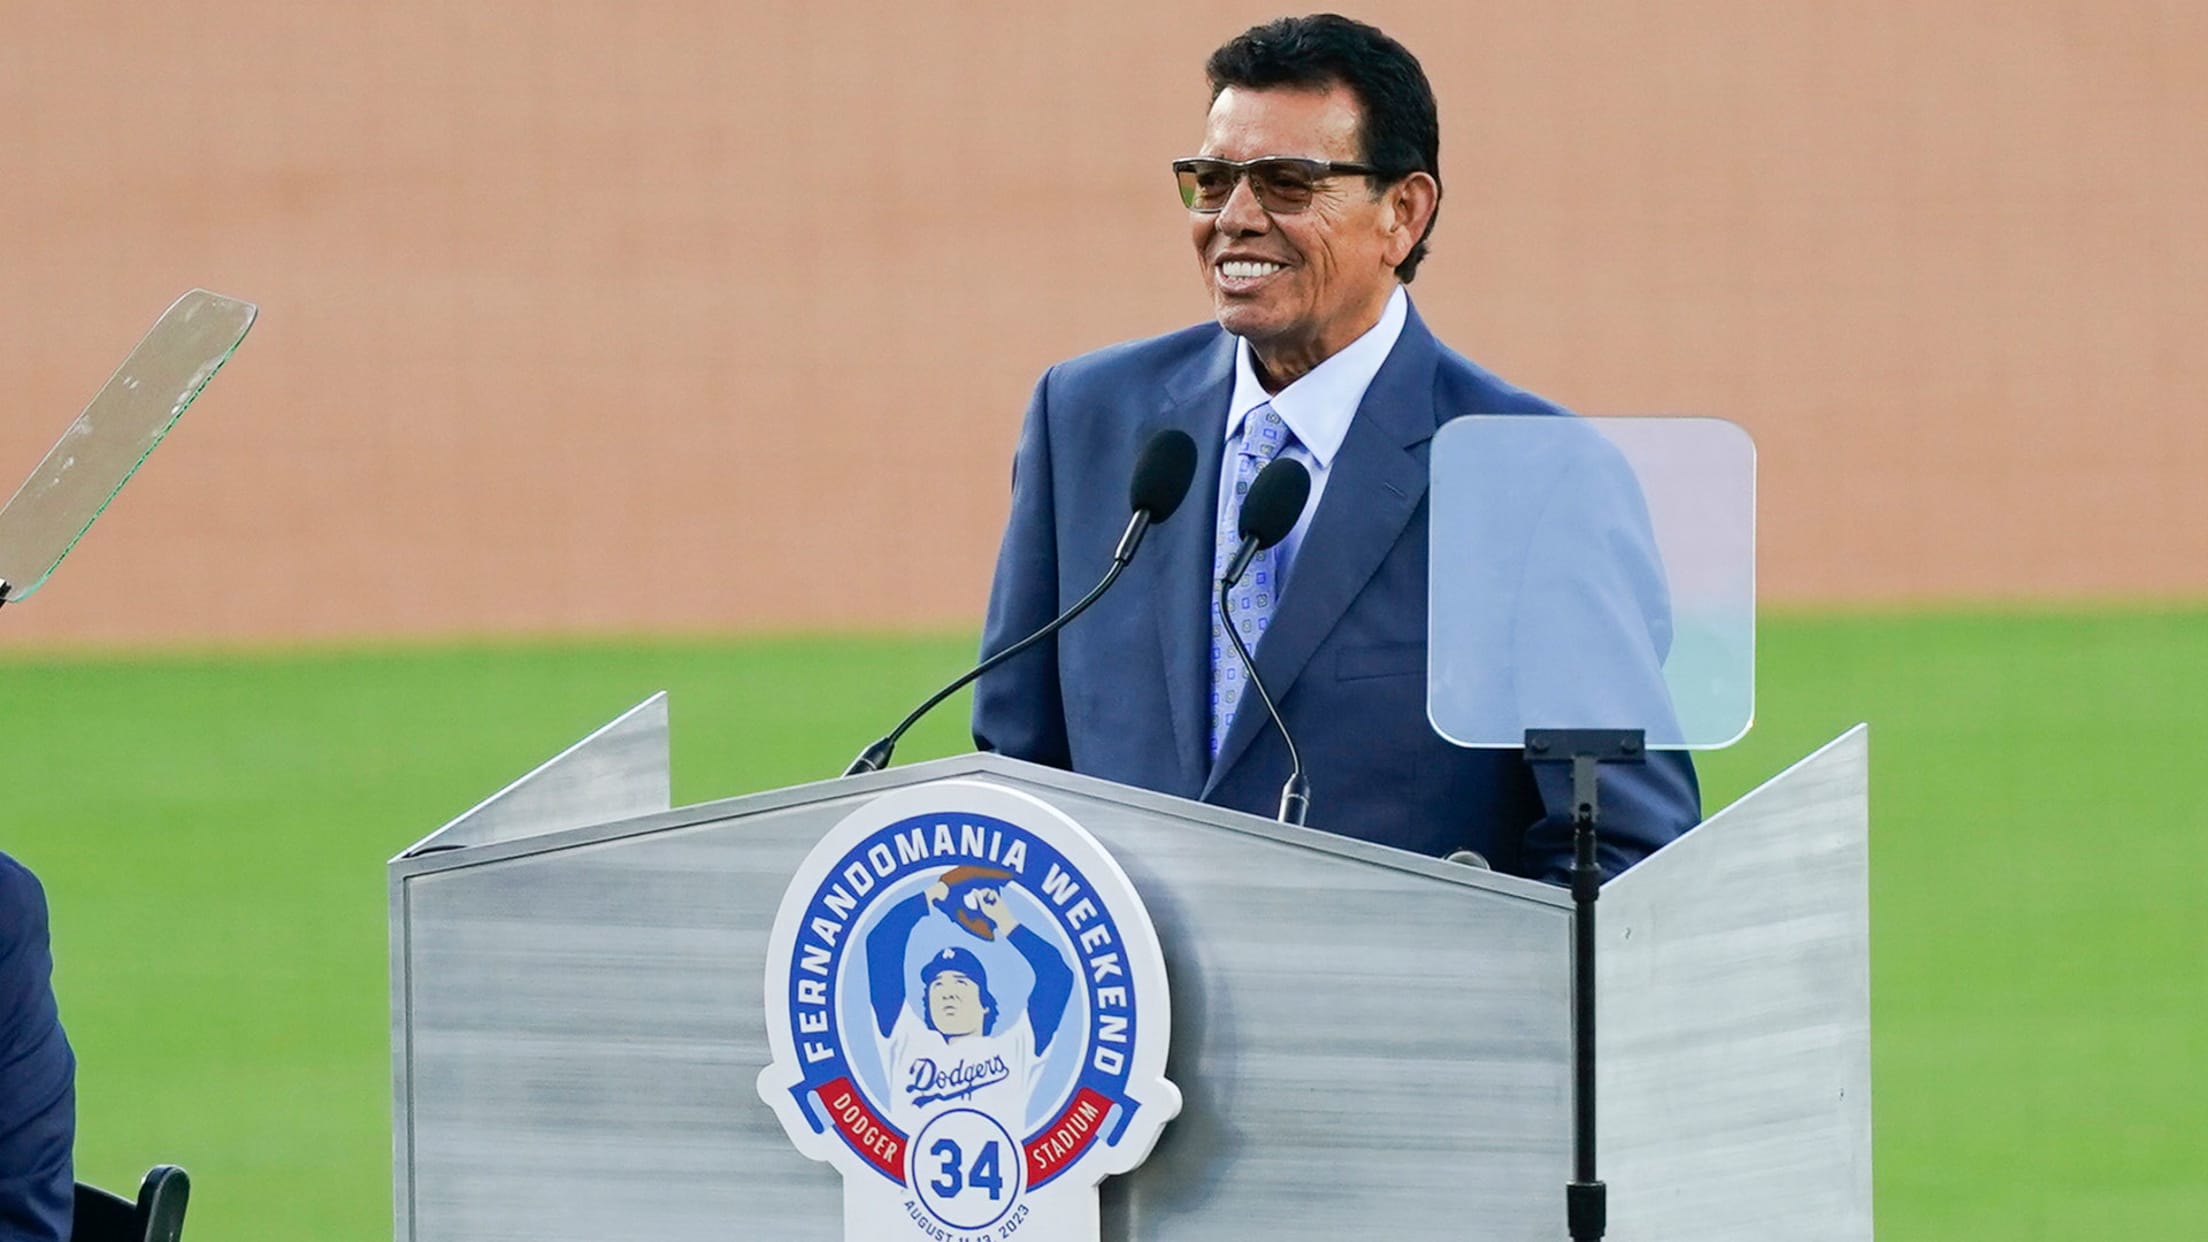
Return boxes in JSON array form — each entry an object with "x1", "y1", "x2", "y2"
[
  {"x1": 0, "y1": 290, "x2": 256, "y2": 602},
  {"x1": 1427, "y1": 415, "x2": 1754, "y2": 750}
]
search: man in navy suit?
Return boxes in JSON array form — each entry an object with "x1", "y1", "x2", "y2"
[
  {"x1": 1, "y1": 852, "x2": 73, "y2": 1241},
  {"x1": 972, "y1": 15, "x2": 1698, "y2": 882}
]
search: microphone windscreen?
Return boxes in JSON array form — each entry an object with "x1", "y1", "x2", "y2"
[
  {"x1": 1237, "y1": 458, "x2": 1312, "y2": 550},
  {"x1": 1128, "y1": 429, "x2": 1199, "y2": 521}
]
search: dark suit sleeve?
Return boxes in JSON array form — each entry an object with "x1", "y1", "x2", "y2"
[
  {"x1": 0, "y1": 854, "x2": 74, "y2": 1242},
  {"x1": 1525, "y1": 753, "x2": 1701, "y2": 885},
  {"x1": 1007, "y1": 925, "x2": 1074, "y2": 1055},
  {"x1": 971, "y1": 368, "x2": 1073, "y2": 768},
  {"x1": 864, "y1": 893, "x2": 935, "y2": 1037},
  {"x1": 1507, "y1": 437, "x2": 1702, "y2": 882}
]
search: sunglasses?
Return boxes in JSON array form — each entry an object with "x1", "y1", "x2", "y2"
[{"x1": 1172, "y1": 156, "x2": 1383, "y2": 215}]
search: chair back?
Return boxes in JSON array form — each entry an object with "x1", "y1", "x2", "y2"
[{"x1": 69, "y1": 1165, "x2": 189, "y2": 1242}]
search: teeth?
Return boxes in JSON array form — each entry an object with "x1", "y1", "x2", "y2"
[{"x1": 1220, "y1": 260, "x2": 1283, "y2": 279}]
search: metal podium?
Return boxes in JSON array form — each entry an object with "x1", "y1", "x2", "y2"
[{"x1": 389, "y1": 695, "x2": 1870, "y2": 1241}]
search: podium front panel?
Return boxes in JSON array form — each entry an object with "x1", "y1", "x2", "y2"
[{"x1": 392, "y1": 758, "x2": 1575, "y2": 1240}]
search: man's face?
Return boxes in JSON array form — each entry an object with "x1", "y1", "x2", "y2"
[
  {"x1": 1191, "y1": 84, "x2": 1406, "y2": 384},
  {"x1": 927, "y1": 971, "x2": 985, "y2": 1038}
]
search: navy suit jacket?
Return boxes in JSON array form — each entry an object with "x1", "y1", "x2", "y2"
[
  {"x1": 971, "y1": 302, "x2": 1698, "y2": 882},
  {"x1": 0, "y1": 852, "x2": 73, "y2": 1242}
]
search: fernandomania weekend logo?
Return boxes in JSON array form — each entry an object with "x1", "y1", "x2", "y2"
[{"x1": 758, "y1": 780, "x2": 1181, "y2": 1242}]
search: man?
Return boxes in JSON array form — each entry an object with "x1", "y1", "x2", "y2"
[
  {"x1": 865, "y1": 872, "x2": 1075, "y2": 1133},
  {"x1": 1, "y1": 851, "x2": 73, "y2": 1241},
  {"x1": 972, "y1": 14, "x2": 1698, "y2": 882}
]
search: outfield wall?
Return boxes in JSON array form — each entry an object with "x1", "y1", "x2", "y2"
[{"x1": 4, "y1": 2, "x2": 2203, "y2": 644}]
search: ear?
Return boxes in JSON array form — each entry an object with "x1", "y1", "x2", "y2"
[{"x1": 1380, "y1": 172, "x2": 1440, "y2": 268}]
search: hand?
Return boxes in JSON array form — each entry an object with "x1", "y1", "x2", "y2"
[
  {"x1": 973, "y1": 886, "x2": 1019, "y2": 936},
  {"x1": 926, "y1": 880, "x2": 950, "y2": 907}
]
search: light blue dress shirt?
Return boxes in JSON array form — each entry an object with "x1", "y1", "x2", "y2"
[{"x1": 1215, "y1": 284, "x2": 1410, "y2": 587}]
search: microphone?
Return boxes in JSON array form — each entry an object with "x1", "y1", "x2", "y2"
[
  {"x1": 1116, "y1": 427, "x2": 1200, "y2": 563},
  {"x1": 1220, "y1": 457, "x2": 1310, "y2": 588},
  {"x1": 1217, "y1": 457, "x2": 1313, "y2": 825},
  {"x1": 844, "y1": 428, "x2": 1200, "y2": 776}
]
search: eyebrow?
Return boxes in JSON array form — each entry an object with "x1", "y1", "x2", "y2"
[{"x1": 1196, "y1": 151, "x2": 1340, "y2": 162}]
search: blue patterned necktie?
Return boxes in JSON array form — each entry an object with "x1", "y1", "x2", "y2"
[{"x1": 1210, "y1": 403, "x2": 1294, "y2": 761}]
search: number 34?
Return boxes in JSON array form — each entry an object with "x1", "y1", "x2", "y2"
[{"x1": 929, "y1": 1138, "x2": 1006, "y2": 1201}]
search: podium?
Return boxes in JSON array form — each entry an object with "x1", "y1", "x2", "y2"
[{"x1": 389, "y1": 694, "x2": 1870, "y2": 1241}]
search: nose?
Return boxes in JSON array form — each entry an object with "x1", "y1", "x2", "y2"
[{"x1": 1216, "y1": 174, "x2": 1272, "y2": 236}]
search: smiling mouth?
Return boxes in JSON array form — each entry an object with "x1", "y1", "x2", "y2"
[{"x1": 1217, "y1": 260, "x2": 1286, "y2": 280}]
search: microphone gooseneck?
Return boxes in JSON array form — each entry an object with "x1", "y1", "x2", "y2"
[
  {"x1": 1217, "y1": 457, "x2": 1313, "y2": 825},
  {"x1": 844, "y1": 429, "x2": 1200, "y2": 777}
]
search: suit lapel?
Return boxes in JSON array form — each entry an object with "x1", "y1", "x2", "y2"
[
  {"x1": 1143, "y1": 332, "x2": 1236, "y2": 797},
  {"x1": 1202, "y1": 306, "x2": 1442, "y2": 795}
]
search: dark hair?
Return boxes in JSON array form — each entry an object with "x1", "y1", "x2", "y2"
[
  {"x1": 1206, "y1": 14, "x2": 1441, "y2": 281},
  {"x1": 921, "y1": 948, "x2": 1001, "y2": 1035}
]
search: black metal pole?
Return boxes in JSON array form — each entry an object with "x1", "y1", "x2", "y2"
[
  {"x1": 1567, "y1": 751, "x2": 1605, "y2": 1242},
  {"x1": 1525, "y1": 727, "x2": 1644, "y2": 1242}
]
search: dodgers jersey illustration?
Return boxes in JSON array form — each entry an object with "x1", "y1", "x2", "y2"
[{"x1": 867, "y1": 866, "x2": 1077, "y2": 1134}]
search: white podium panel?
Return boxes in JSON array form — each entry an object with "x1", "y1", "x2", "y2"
[
  {"x1": 391, "y1": 706, "x2": 1871, "y2": 1241},
  {"x1": 395, "y1": 755, "x2": 1577, "y2": 1240}
]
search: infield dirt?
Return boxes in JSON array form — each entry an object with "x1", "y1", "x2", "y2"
[{"x1": 4, "y1": 3, "x2": 2203, "y2": 645}]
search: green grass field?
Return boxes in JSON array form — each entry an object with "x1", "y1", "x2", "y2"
[{"x1": 4, "y1": 608, "x2": 2203, "y2": 1239}]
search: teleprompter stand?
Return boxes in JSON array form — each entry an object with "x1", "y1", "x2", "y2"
[{"x1": 1525, "y1": 727, "x2": 1646, "y2": 1242}]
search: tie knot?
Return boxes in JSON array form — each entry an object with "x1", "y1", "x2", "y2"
[{"x1": 1241, "y1": 405, "x2": 1290, "y2": 465}]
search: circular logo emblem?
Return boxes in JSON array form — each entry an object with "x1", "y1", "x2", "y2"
[{"x1": 758, "y1": 780, "x2": 1179, "y2": 1241}]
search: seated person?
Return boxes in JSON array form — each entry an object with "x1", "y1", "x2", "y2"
[{"x1": 1, "y1": 851, "x2": 73, "y2": 1242}]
